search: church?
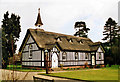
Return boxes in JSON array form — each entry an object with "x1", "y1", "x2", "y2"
[{"x1": 19, "y1": 8, "x2": 105, "y2": 68}]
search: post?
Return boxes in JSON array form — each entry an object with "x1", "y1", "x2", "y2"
[
  {"x1": 45, "y1": 50, "x2": 48, "y2": 74},
  {"x1": 11, "y1": 38, "x2": 15, "y2": 82}
]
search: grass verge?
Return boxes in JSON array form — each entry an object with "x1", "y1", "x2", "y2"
[
  {"x1": 6, "y1": 65, "x2": 45, "y2": 72},
  {"x1": 39, "y1": 65, "x2": 119, "y2": 81}
]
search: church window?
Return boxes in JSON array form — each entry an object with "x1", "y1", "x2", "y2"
[
  {"x1": 62, "y1": 52, "x2": 67, "y2": 61},
  {"x1": 75, "y1": 52, "x2": 78, "y2": 60}
]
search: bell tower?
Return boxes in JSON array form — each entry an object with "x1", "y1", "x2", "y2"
[{"x1": 35, "y1": 8, "x2": 43, "y2": 27}]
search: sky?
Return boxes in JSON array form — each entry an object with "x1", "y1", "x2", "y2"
[{"x1": 0, "y1": 0, "x2": 119, "y2": 53}]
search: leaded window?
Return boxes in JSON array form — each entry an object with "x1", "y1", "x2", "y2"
[
  {"x1": 99, "y1": 52, "x2": 101, "y2": 59},
  {"x1": 75, "y1": 52, "x2": 78, "y2": 60},
  {"x1": 62, "y1": 52, "x2": 67, "y2": 61},
  {"x1": 85, "y1": 53, "x2": 89, "y2": 59}
]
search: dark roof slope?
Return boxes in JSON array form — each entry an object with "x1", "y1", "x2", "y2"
[{"x1": 19, "y1": 28, "x2": 101, "y2": 52}]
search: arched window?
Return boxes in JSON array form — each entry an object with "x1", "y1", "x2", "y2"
[
  {"x1": 75, "y1": 52, "x2": 78, "y2": 60},
  {"x1": 68, "y1": 38, "x2": 73, "y2": 43},
  {"x1": 85, "y1": 53, "x2": 89, "y2": 59},
  {"x1": 62, "y1": 52, "x2": 67, "y2": 61},
  {"x1": 78, "y1": 40, "x2": 83, "y2": 44},
  {"x1": 99, "y1": 52, "x2": 101, "y2": 59},
  {"x1": 56, "y1": 37, "x2": 61, "y2": 42}
]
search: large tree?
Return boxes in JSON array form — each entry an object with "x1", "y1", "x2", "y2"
[
  {"x1": 102, "y1": 17, "x2": 120, "y2": 65},
  {"x1": 102, "y1": 18, "x2": 117, "y2": 45},
  {"x1": 2, "y1": 11, "x2": 21, "y2": 68},
  {"x1": 74, "y1": 21, "x2": 90, "y2": 38}
]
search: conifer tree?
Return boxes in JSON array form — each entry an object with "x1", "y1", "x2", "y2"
[
  {"x1": 102, "y1": 18, "x2": 117, "y2": 45},
  {"x1": 2, "y1": 11, "x2": 21, "y2": 68},
  {"x1": 74, "y1": 21, "x2": 90, "y2": 38}
]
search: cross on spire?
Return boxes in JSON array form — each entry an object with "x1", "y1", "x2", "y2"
[{"x1": 35, "y1": 8, "x2": 43, "y2": 27}]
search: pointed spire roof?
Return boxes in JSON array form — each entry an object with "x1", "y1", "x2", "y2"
[{"x1": 35, "y1": 8, "x2": 43, "y2": 27}]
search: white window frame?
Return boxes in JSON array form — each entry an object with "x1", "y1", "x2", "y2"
[
  {"x1": 98, "y1": 52, "x2": 101, "y2": 60},
  {"x1": 62, "y1": 52, "x2": 67, "y2": 61},
  {"x1": 75, "y1": 52, "x2": 78, "y2": 60},
  {"x1": 85, "y1": 53, "x2": 89, "y2": 60}
]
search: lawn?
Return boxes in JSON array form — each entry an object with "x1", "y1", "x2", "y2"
[
  {"x1": 40, "y1": 65, "x2": 119, "y2": 81},
  {"x1": 6, "y1": 65, "x2": 45, "y2": 72}
]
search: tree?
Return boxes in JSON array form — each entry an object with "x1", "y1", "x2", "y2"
[
  {"x1": 102, "y1": 18, "x2": 117, "y2": 46},
  {"x1": 2, "y1": 11, "x2": 21, "y2": 68},
  {"x1": 102, "y1": 17, "x2": 120, "y2": 65},
  {"x1": 74, "y1": 21, "x2": 90, "y2": 38}
]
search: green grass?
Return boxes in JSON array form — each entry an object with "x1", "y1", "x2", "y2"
[
  {"x1": 6, "y1": 65, "x2": 45, "y2": 72},
  {"x1": 40, "y1": 65, "x2": 119, "y2": 81}
]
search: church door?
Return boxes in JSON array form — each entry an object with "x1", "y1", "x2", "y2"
[
  {"x1": 52, "y1": 53, "x2": 58, "y2": 68},
  {"x1": 92, "y1": 55, "x2": 95, "y2": 65}
]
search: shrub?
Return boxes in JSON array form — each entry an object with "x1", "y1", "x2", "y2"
[
  {"x1": 86, "y1": 67, "x2": 89, "y2": 69},
  {"x1": 70, "y1": 68, "x2": 73, "y2": 70},
  {"x1": 77, "y1": 68, "x2": 80, "y2": 70},
  {"x1": 84, "y1": 62, "x2": 88, "y2": 68},
  {"x1": 96, "y1": 64, "x2": 100, "y2": 68},
  {"x1": 60, "y1": 64, "x2": 63, "y2": 69}
]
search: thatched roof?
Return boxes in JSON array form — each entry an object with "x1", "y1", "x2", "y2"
[{"x1": 19, "y1": 28, "x2": 101, "y2": 52}]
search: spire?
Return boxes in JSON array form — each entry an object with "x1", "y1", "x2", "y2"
[{"x1": 35, "y1": 8, "x2": 43, "y2": 27}]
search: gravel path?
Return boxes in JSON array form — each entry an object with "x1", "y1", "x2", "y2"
[{"x1": 0, "y1": 69, "x2": 42, "y2": 80}]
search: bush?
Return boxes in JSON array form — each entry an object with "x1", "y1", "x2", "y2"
[
  {"x1": 84, "y1": 62, "x2": 88, "y2": 68},
  {"x1": 86, "y1": 67, "x2": 89, "y2": 69},
  {"x1": 70, "y1": 68, "x2": 74, "y2": 70},
  {"x1": 96, "y1": 64, "x2": 100, "y2": 68},
  {"x1": 67, "y1": 68, "x2": 70, "y2": 70},
  {"x1": 77, "y1": 68, "x2": 80, "y2": 70},
  {"x1": 60, "y1": 64, "x2": 63, "y2": 69}
]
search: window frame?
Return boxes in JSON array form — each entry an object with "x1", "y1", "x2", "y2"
[
  {"x1": 62, "y1": 52, "x2": 67, "y2": 61},
  {"x1": 85, "y1": 53, "x2": 89, "y2": 60},
  {"x1": 75, "y1": 52, "x2": 79, "y2": 60},
  {"x1": 98, "y1": 52, "x2": 101, "y2": 60}
]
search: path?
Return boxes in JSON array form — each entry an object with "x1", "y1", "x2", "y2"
[{"x1": 0, "y1": 69, "x2": 99, "y2": 81}]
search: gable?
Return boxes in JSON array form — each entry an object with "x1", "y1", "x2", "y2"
[
  {"x1": 97, "y1": 46, "x2": 105, "y2": 53},
  {"x1": 27, "y1": 36, "x2": 34, "y2": 44},
  {"x1": 19, "y1": 29, "x2": 40, "y2": 52},
  {"x1": 23, "y1": 35, "x2": 39, "y2": 52}
]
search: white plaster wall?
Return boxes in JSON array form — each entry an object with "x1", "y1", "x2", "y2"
[
  {"x1": 22, "y1": 35, "x2": 43, "y2": 67},
  {"x1": 96, "y1": 47, "x2": 104, "y2": 64},
  {"x1": 27, "y1": 36, "x2": 34, "y2": 44},
  {"x1": 59, "y1": 51, "x2": 91, "y2": 66}
]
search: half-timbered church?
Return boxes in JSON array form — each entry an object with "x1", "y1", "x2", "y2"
[{"x1": 19, "y1": 8, "x2": 105, "y2": 68}]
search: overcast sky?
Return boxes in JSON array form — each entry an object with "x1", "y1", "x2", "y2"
[{"x1": 0, "y1": 0, "x2": 119, "y2": 53}]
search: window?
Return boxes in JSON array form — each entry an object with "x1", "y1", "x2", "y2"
[
  {"x1": 67, "y1": 38, "x2": 73, "y2": 43},
  {"x1": 69, "y1": 39, "x2": 73, "y2": 43},
  {"x1": 75, "y1": 52, "x2": 78, "y2": 60},
  {"x1": 29, "y1": 44, "x2": 33, "y2": 59},
  {"x1": 77, "y1": 40, "x2": 83, "y2": 44},
  {"x1": 99, "y1": 53, "x2": 101, "y2": 59},
  {"x1": 85, "y1": 53, "x2": 89, "y2": 59},
  {"x1": 62, "y1": 52, "x2": 67, "y2": 61},
  {"x1": 56, "y1": 37, "x2": 61, "y2": 42},
  {"x1": 79, "y1": 40, "x2": 83, "y2": 44}
]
